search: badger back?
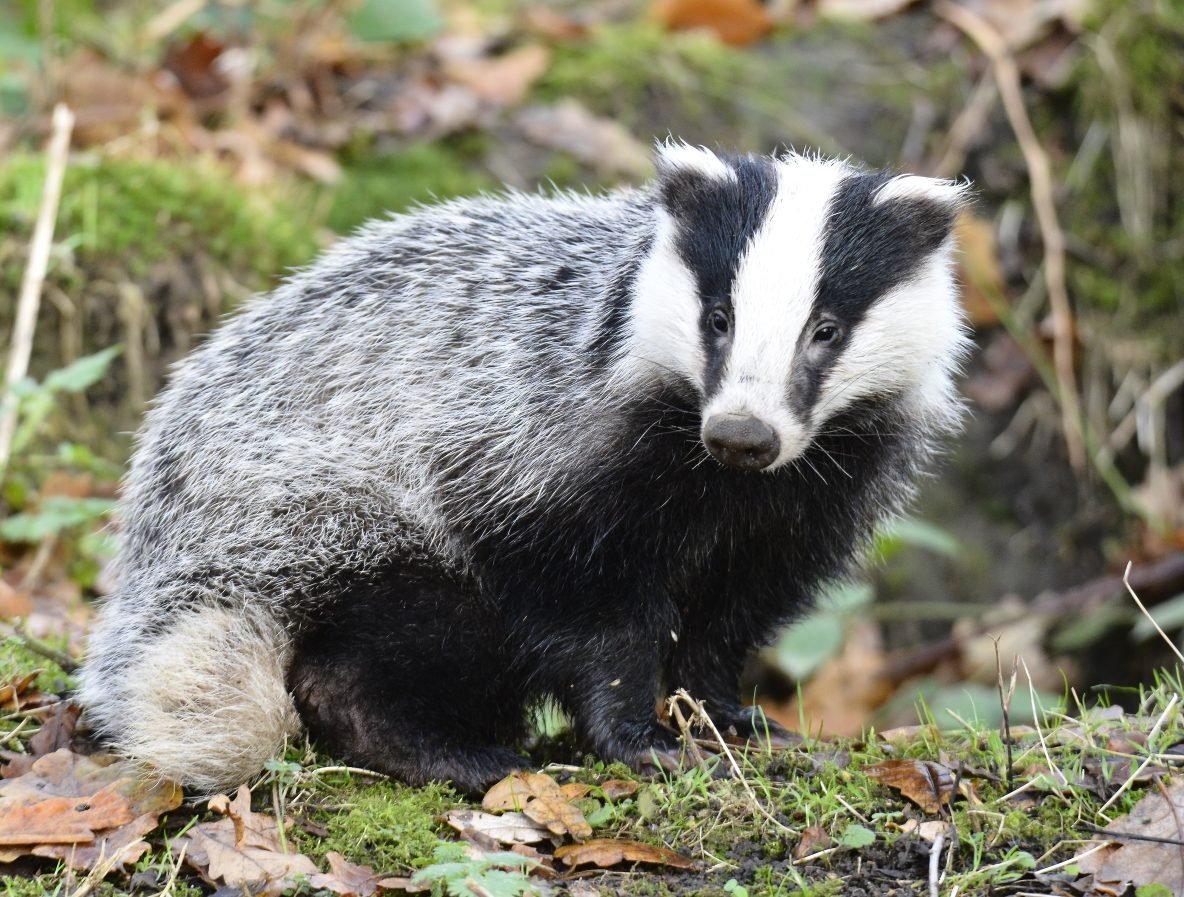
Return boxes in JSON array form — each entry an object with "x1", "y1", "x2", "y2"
[{"x1": 623, "y1": 145, "x2": 970, "y2": 471}]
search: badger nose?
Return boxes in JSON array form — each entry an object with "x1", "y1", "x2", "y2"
[{"x1": 703, "y1": 415, "x2": 780, "y2": 471}]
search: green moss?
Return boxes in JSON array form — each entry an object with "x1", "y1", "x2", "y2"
[
  {"x1": 0, "y1": 154, "x2": 320, "y2": 286},
  {"x1": 309, "y1": 779, "x2": 459, "y2": 873},
  {"x1": 1060, "y1": 0, "x2": 1184, "y2": 330},
  {"x1": 325, "y1": 143, "x2": 494, "y2": 235},
  {"x1": 536, "y1": 22, "x2": 753, "y2": 135}
]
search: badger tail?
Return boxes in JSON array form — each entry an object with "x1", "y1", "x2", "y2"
[{"x1": 78, "y1": 602, "x2": 301, "y2": 794}]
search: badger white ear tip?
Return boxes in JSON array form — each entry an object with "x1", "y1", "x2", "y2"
[
  {"x1": 874, "y1": 174, "x2": 971, "y2": 208},
  {"x1": 654, "y1": 142, "x2": 733, "y2": 181}
]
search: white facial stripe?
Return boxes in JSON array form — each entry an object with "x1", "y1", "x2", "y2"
[
  {"x1": 654, "y1": 141, "x2": 737, "y2": 182},
  {"x1": 873, "y1": 174, "x2": 968, "y2": 208},
  {"x1": 816, "y1": 246, "x2": 967, "y2": 421},
  {"x1": 703, "y1": 156, "x2": 851, "y2": 463},
  {"x1": 627, "y1": 209, "x2": 705, "y2": 388}
]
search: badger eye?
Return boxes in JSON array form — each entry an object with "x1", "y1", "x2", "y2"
[
  {"x1": 709, "y1": 309, "x2": 731, "y2": 336},
  {"x1": 813, "y1": 323, "x2": 840, "y2": 345}
]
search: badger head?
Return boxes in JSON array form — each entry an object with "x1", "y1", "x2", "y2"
[{"x1": 629, "y1": 144, "x2": 970, "y2": 472}]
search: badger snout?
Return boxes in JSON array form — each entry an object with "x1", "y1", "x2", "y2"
[{"x1": 702, "y1": 414, "x2": 780, "y2": 471}]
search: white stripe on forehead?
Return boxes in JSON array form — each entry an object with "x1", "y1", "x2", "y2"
[{"x1": 724, "y1": 156, "x2": 852, "y2": 390}]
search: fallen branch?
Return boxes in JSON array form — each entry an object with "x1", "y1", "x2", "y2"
[
  {"x1": 936, "y1": 1, "x2": 1086, "y2": 472},
  {"x1": 0, "y1": 103, "x2": 75, "y2": 480}
]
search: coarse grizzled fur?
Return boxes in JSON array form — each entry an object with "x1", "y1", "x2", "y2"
[{"x1": 79, "y1": 144, "x2": 970, "y2": 793}]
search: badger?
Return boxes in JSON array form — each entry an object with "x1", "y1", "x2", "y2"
[{"x1": 78, "y1": 144, "x2": 969, "y2": 794}]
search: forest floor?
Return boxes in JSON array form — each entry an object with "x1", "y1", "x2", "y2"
[{"x1": 2, "y1": 0, "x2": 1183, "y2": 894}]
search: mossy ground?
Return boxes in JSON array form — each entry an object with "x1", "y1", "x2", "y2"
[{"x1": 3, "y1": 620, "x2": 1178, "y2": 896}]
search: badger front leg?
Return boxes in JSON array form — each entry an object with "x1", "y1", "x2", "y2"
[
  {"x1": 540, "y1": 605, "x2": 684, "y2": 771},
  {"x1": 666, "y1": 560, "x2": 802, "y2": 750}
]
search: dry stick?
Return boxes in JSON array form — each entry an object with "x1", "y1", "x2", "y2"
[
  {"x1": 935, "y1": 1, "x2": 1086, "y2": 472},
  {"x1": 928, "y1": 831, "x2": 945, "y2": 897},
  {"x1": 1124, "y1": 560, "x2": 1184, "y2": 667},
  {"x1": 0, "y1": 103, "x2": 74, "y2": 480}
]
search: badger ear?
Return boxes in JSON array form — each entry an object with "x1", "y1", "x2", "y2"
[
  {"x1": 653, "y1": 141, "x2": 734, "y2": 214},
  {"x1": 872, "y1": 175, "x2": 971, "y2": 211}
]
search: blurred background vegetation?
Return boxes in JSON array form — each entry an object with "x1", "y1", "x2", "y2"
[{"x1": 1, "y1": 0, "x2": 1182, "y2": 738}]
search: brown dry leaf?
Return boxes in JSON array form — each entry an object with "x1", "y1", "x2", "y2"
[
  {"x1": 308, "y1": 851, "x2": 386, "y2": 897},
  {"x1": 37, "y1": 812, "x2": 162, "y2": 872},
  {"x1": 0, "y1": 672, "x2": 43, "y2": 710},
  {"x1": 599, "y1": 779, "x2": 641, "y2": 800},
  {"x1": 176, "y1": 785, "x2": 318, "y2": 896},
  {"x1": 0, "y1": 579, "x2": 33, "y2": 618},
  {"x1": 444, "y1": 44, "x2": 551, "y2": 107},
  {"x1": 793, "y1": 825, "x2": 833, "y2": 860},
  {"x1": 442, "y1": 809, "x2": 553, "y2": 845},
  {"x1": 651, "y1": 0, "x2": 775, "y2": 46},
  {"x1": 560, "y1": 782, "x2": 592, "y2": 800},
  {"x1": 955, "y1": 213, "x2": 1006, "y2": 327},
  {"x1": 2, "y1": 703, "x2": 83, "y2": 779},
  {"x1": 554, "y1": 838, "x2": 694, "y2": 870},
  {"x1": 521, "y1": 8, "x2": 589, "y2": 40},
  {"x1": 0, "y1": 749, "x2": 181, "y2": 871},
  {"x1": 864, "y1": 759, "x2": 955, "y2": 814},
  {"x1": 1077, "y1": 781, "x2": 1184, "y2": 893},
  {"x1": 482, "y1": 771, "x2": 592, "y2": 840},
  {"x1": 515, "y1": 100, "x2": 653, "y2": 179},
  {"x1": 963, "y1": 332, "x2": 1036, "y2": 412},
  {"x1": 780, "y1": 619, "x2": 891, "y2": 737}
]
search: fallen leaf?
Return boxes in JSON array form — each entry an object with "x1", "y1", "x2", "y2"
[
  {"x1": 442, "y1": 809, "x2": 554, "y2": 845},
  {"x1": 864, "y1": 759, "x2": 955, "y2": 814},
  {"x1": 444, "y1": 44, "x2": 551, "y2": 107},
  {"x1": 793, "y1": 825, "x2": 833, "y2": 860},
  {"x1": 309, "y1": 851, "x2": 386, "y2": 897},
  {"x1": 0, "y1": 672, "x2": 43, "y2": 710},
  {"x1": 560, "y1": 782, "x2": 592, "y2": 800},
  {"x1": 482, "y1": 772, "x2": 592, "y2": 840},
  {"x1": 0, "y1": 580, "x2": 33, "y2": 618},
  {"x1": 0, "y1": 749, "x2": 182, "y2": 871},
  {"x1": 900, "y1": 819, "x2": 955, "y2": 843},
  {"x1": 598, "y1": 780, "x2": 641, "y2": 800},
  {"x1": 554, "y1": 838, "x2": 694, "y2": 870},
  {"x1": 651, "y1": 0, "x2": 775, "y2": 46},
  {"x1": 955, "y1": 213, "x2": 1007, "y2": 327},
  {"x1": 515, "y1": 101, "x2": 653, "y2": 178},
  {"x1": 3, "y1": 702, "x2": 83, "y2": 778},
  {"x1": 1077, "y1": 781, "x2": 1184, "y2": 893},
  {"x1": 175, "y1": 785, "x2": 319, "y2": 896}
]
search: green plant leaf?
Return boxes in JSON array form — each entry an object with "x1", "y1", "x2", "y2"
[
  {"x1": 1132, "y1": 592, "x2": 1184, "y2": 642},
  {"x1": 875, "y1": 517, "x2": 960, "y2": 560},
  {"x1": 838, "y1": 824, "x2": 875, "y2": 848},
  {"x1": 347, "y1": 0, "x2": 442, "y2": 44},
  {"x1": 0, "y1": 496, "x2": 115, "y2": 542},
  {"x1": 774, "y1": 612, "x2": 844, "y2": 680},
  {"x1": 42, "y1": 345, "x2": 122, "y2": 393}
]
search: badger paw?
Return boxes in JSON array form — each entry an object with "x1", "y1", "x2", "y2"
[{"x1": 704, "y1": 704, "x2": 799, "y2": 750}]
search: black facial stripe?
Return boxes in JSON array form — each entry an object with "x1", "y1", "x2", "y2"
[
  {"x1": 590, "y1": 231, "x2": 653, "y2": 368},
  {"x1": 788, "y1": 171, "x2": 956, "y2": 419},
  {"x1": 660, "y1": 155, "x2": 778, "y2": 397}
]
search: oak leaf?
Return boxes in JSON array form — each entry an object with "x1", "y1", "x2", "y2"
[
  {"x1": 0, "y1": 748, "x2": 181, "y2": 871},
  {"x1": 554, "y1": 838, "x2": 694, "y2": 870},
  {"x1": 174, "y1": 785, "x2": 318, "y2": 896},
  {"x1": 482, "y1": 772, "x2": 592, "y2": 840},
  {"x1": 864, "y1": 758, "x2": 954, "y2": 814}
]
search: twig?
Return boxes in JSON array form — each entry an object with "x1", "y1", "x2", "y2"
[
  {"x1": 0, "y1": 102, "x2": 74, "y2": 480},
  {"x1": 936, "y1": 1, "x2": 1086, "y2": 472},
  {"x1": 1098, "y1": 692, "x2": 1178, "y2": 815},
  {"x1": 1124, "y1": 561, "x2": 1184, "y2": 667},
  {"x1": 0, "y1": 621, "x2": 79, "y2": 674},
  {"x1": 668, "y1": 689, "x2": 794, "y2": 835},
  {"x1": 928, "y1": 831, "x2": 945, "y2": 897},
  {"x1": 994, "y1": 639, "x2": 1017, "y2": 792}
]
